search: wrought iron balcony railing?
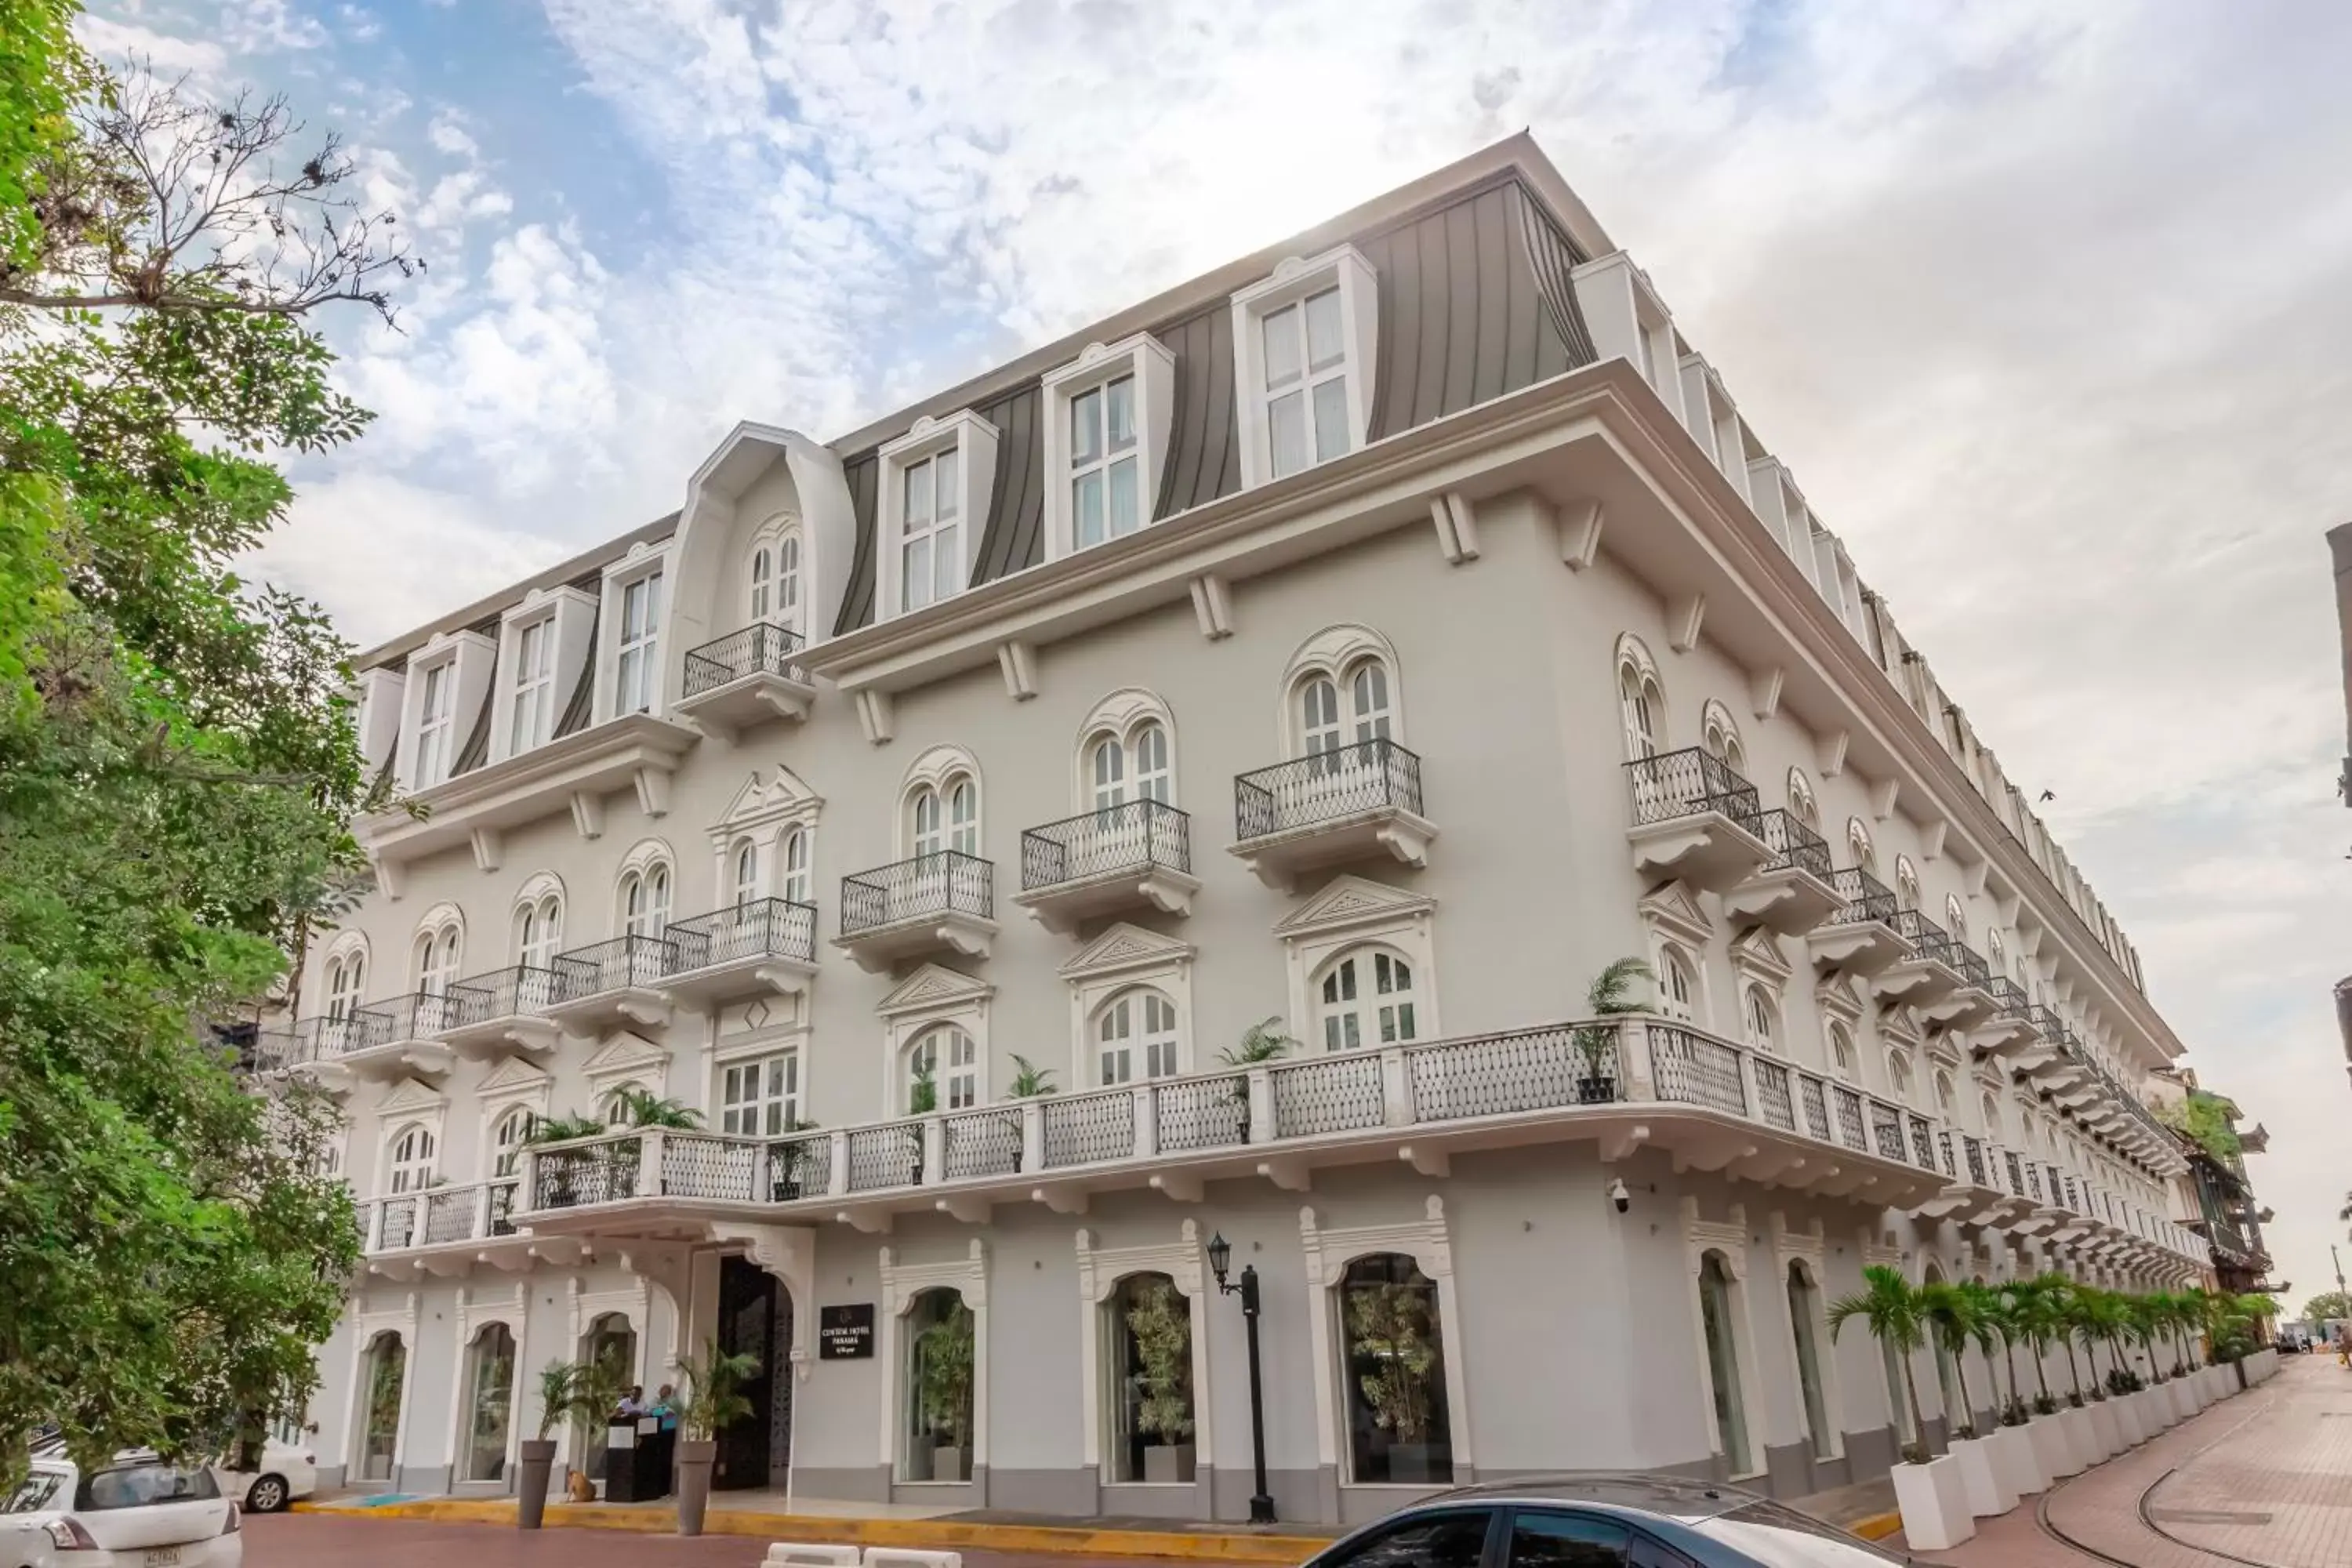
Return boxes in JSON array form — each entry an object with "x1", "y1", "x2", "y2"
[
  {"x1": 1021, "y1": 799, "x2": 1192, "y2": 889},
  {"x1": 1949, "y1": 942, "x2": 1993, "y2": 992},
  {"x1": 296, "y1": 1006, "x2": 399, "y2": 1060},
  {"x1": 1234, "y1": 737, "x2": 1423, "y2": 841},
  {"x1": 554, "y1": 933, "x2": 682, "y2": 1000},
  {"x1": 371, "y1": 990, "x2": 474, "y2": 1041},
  {"x1": 667, "y1": 898, "x2": 818, "y2": 971},
  {"x1": 1824, "y1": 866, "x2": 1898, "y2": 927},
  {"x1": 1748, "y1": 808, "x2": 1831, "y2": 880},
  {"x1": 1623, "y1": 746, "x2": 1762, "y2": 828},
  {"x1": 1889, "y1": 909, "x2": 1958, "y2": 968},
  {"x1": 840, "y1": 850, "x2": 993, "y2": 936},
  {"x1": 1989, "y1": 977, "x2": 2031, "y2": 1019},
  {"x1": 445, "y1": 964, "x2": 567, "y2": 1025},
  {"x1": 358, "y1": 1177, "x2": 521, "y2": 1253},
  {"x1": 681, "y1": 622, "x2": 806, "y2": 698}
]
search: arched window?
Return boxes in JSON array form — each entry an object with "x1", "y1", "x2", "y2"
[
  {"x1": 1981, "y1": 1093, "x2": 2004, "y2": 1141},
  {"x1": 514, "y1": 895, "x2": 563, "y2": 969},
  {"x1": 386, "y1": 1123, "x2": 436, "y2": 1194},
  {"x1": 1934, "y1": 1070, "x2": 1957, "y2": 1118},
  {"x1": 1295, "y1": 658, "x2": 1393, "y2": 764},
  {"x1": 1697, "y1": 1252, "x2": 1752, "y2": 1475},
  {"x1": 1846, "y1": 818, "x2": 1877, "y2": 876},
  {"x1": 1701, "y1": 700, "x2": 1746, "y2": 774},
  {"x1": 358, "y1": 1332, "x2": 406, "y2": 1483},
  {"x1": 1347, "y1": 660, "x2": 1392, "y2": 743},
  {"x1": 1788, "y1": 768, "x2": 1820, "y2": 830},
  {"x1": 731, "y1": 837, "x2": 762, "y2": 907},
  {"x1": 749, "y1": 544, "x2": 773, "y2": 622},
  {"x1": 325, "y1": 949, "x2": 367, "y2": 1018},
  {"x1": 909, "y1": 775, "x2": 979, "y2": 858},
  {"x1": 1828, "y1": 1022, "x2": 1857, "y2": 1078},
  {"x1": 463, "y1": 1323, "x2": 516, "y2": 1482},
  {"x1": 1741, "y1": 985, "x2": 1779, "y2": 1054},
  {"x1": 1098, "y1": 989, "x2": 1179, "y2": 1084},
  {"x1": 1988, "y1": 928, "x2": 2005, "y2": 975},
  {"x1": 1944, "y1": 895, "x2": 1968, "y2": 944},
  {"x1": 1104, "y1": 1272, "x2": 1195, "y2": 1484},
  {"x1": 598, "y1": 1084, "x2": 646, "y2": 1127},
  {"x1": 488, "y1": 1106, "x2": 534, "y2": 1178},
  {"x1": 1316, "y1": 946, "x2": 1419, "y2": 1052},
  {"x1": 779, "y1": 827, "x2": 811, "y2": 906},
  {"x1": 1895, "y1": 857, "x2": 1921, "y2": 912},
  {"x1": 909, "y1": 1025, "x2": 978, "y2": 1112},
  {"x1": 1787, "y1": 1262, "x2": 1835, "y2": 1462},
  {"x1": 414, "y1": 924, "x2": 462, "y2": 998},
  {"x1": 1618, "y1": 641, "x2": 1665, "y2": 760},
  {"x1": 1886, "y1": 1051, "x2": 1915, "y2": 1105},
  {"x1": 620, "y1": 863, "x2": 671, "y2": 938},
  {"x1": 1339, "y1": 1254, "x2": 1454, "y2": 1483},
  {"x1": 902, "y1": 1288, "x2": 975, "y2": 1482},
  {"x1": 776, "y1": 532, "x2": 803, "y2": 636},
  {"x1": 1656, "y1": 944, "x2": 1698, "y2": 1024}
]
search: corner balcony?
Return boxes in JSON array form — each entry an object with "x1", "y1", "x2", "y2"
[
  {"x1": 1623, "y1": 749, "x2": 1770, "y2": 893},
  {"x1": 673, "y1": 622, "x2": 815, "y2": 739},
  {"x1": 546, "y1": 933, "x2": 684, "y2": 1033},
  {"x1": 1920, "y1": 941, "x2": 2000, "y2": 1029},
  {"x1": 834, "y1": 851, "x2": 996, "y2": 971},
  {"x1": 1722, "y1": 809, "x2": 1842, "y2": 934},
  {"x1": 1014, "y1": 799, "x2": 1200, "y2": 932},
  {"x1": 514, "y1": 1014, "x2": 1954, "y2": 1244},
  {"x1": 440, "y1": 965, "x2": 566, "y2": 1057},
  {"x1": 358, "y1": 1177, "x2": 529, "y2": 1278},
  {"x1": 1869, "y1": 909, "x2": 1963, "y2": 1007},
  {"x1": 664, "y1": 898, "x2": 819, "y2": 1004},
  {"x1": 1805, "y1": 868, "x2": 1911, "y2": 975},
  {"x1": 1230, "y1": 739, "x2": 1434, "y2": 892}
]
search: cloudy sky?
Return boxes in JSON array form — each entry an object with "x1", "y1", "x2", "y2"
[{"x1": 85, "y1": 0, "x2": 2351, "y2": 1308}]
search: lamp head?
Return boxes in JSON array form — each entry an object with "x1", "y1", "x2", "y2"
[{"x1": 1207, "y1": 1231, "x2": 1232, "y2": 1285}]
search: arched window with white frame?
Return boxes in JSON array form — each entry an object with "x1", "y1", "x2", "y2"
[
  {"x1": 1886, "y1": 1051, "x2": 1915, "y2": 1105},
  {"x1": 325, "y1": 946, "x2": 368, "y2": 1022},
  {"x1": 775, "y1": 531, "x2": 802, "y2": 637},
  {"x1": 1617, "y1": 637, "x2": 1665, "y2": 760},
  {"x1": 1096, "y1": 988, "x2": 1180, "y2": 1084},
  {"x1": 1741, "y1": 984, "x2": 1780, "y2": 1054},
  {"x1": 731, "y1": 837, "x2": 762, "y2": 908},
  {"x1": 1846, "y1": 818, "x2": 1877, "y2": 876},
  {"x1": 1894, "y1": 857, "x2": 1921, "y2": 912},
  {"x1": 619, "y1": 862, "x2": 672, "y2": 939},
  {"x1": 514, "y1": 893, "x2": 563, "y2": 969},
  {"x1": 488, "y1": 1106, "x2": 534, "y2": 1178},
  {"x1": 1315, "y1": 945, "x2": 1420, "y2": 1052},
  {"x1": 413, "y1": 923, "x2": 461, "y2": 997},
  {"x1": 1655, "y1": 943, "x2": 1698, "y2": 1023},
  {"x1": 1944, "y1": 894, "x2": 1968, "y2": 944},
  {"x1": 1701, "y1": 700, "x2": 1747, "y2": 775},
  {"x1": 598, "y1": 1083, "x2": 646, "y2": 1127},
  {"x1": 907, "y1": 1025, "x2": 978, "y2": 1111},
  {"x1": 1933, "y1": 1069, "x2": 1957, "y2": 1119},
  {"x1": 386, "y1": 1123, "x2": 437, "y2": 1194},
  {"x1": 1787, "y1": 768, "x2": 1820, "y2": 831},
  {"x1": 1828, "y1": 1022, "x2": 1857, "y2": 1079},
  {"x1": 1987, "y1": 927, "x2": 2005, "y2": 978},
  {"x1": 908, "y1": 774, "x2": 979, "y2": 858},
  {"x1": 748, "y1": 543, "x2": 773, "y2": 622},
  {"x1": 1980, "y1": 1092, "x2": 2004, "y2": 1142},
  {"x1": 779, "y1": 827, "x2": 811, "y2": 906}
]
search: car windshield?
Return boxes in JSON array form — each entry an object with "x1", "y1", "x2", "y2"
[
  {"x1": 75, "y1": 1463, "x2": 220, "y2": 1512},
  {"x1": 5, "y1": 1471, "x2": 66, "y2": 1513},
  {"x1": 1695, "y1": 1501, "x2": 1907, "y2": 1567}
]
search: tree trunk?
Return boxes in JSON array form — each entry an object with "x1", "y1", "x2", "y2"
[
  {"x1": 1950, "y1": 1341, "x2": 1976, "y2": 1436},
  {"x1": 2032, "y1": 1338, "x2": 2053, "y2": 1403},
  {"x1": 2064, "y1": 1339, "x2": 2085, "y2": 1400},
  {"x1": 1901, "y1": 1350, "x2": 1929, "y2": 1460}
]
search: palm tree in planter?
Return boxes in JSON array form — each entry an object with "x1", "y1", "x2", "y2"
[
  {"x1": 2037, "y1": 1274, "x2": 2091, "y2": 1406},
  {"x1": 671, "y1": 1338, "x2": 760, "y2": 1537},
  {"x1": 1124, "y1": 1279, "x2": 1196, "y2": 1483},
  {"x1": 1345, "y1": 1279, "x2": 1446, "y2": 1482},
  {"x1": 517, "y1": 1359, "x2": 619, "y2": 1530},
  {"x1": 2127, "y1": 1294, "x2": 2169, "y2": 1384},
  {"x1": 1573, "y1": 957, "x2": 1651, "y2": 1102},
  {"x1": 1828, "y1": 1265, "x2": 1930, "y2": 1465},
  {"x1": 2005, "y1": 1279, "x2": 2063, "y2": 1415},
  {"x1": 1915, "y1": 1281, "x2": 1984, "y2": 1439},
  {"x1": 1217, "y1": 1018, "x2": 1294, "y2": 1142},
  {"x1": 1962, "y1": 1283, "x2": 2027, "y2": 1425},
  {"x1": 1007, "y1": 1054, "x2": 1058, "y2": 1097},
  {"x1": 614, "y1": 1087, "x2": 706, "y2": 1129},
  {"x1": 526, "y1": 1112, "x2": 612, "y2": 1208}
]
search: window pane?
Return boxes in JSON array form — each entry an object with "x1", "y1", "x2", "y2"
[
  {"x1": 934, "y1": 522, "x2": 960, "y2": 601},
  {"x1": 1261, "y1": 303, "x2": 1301, "y2": 389},
  {"x1": 1105, "y1": 375, "x2": 1135, "y2": 448},
  {"x1": 1269, "y1": 390, "x2": 1307, "y2": 478},
  {"x1": 1304, "y1": 286, "x2": 1345, "y2": 371},
  {"x1": 905, "y1": 459, "x2": 932, "y2": 526},
  {"x1": 903, "y1": 535, "x2": 932, "y2": 610},
  {"x1": 1326, "y1": 1513, "x2": 1491, "y2": 1568},
  {"x1": 936, "y1": 448, "x2": 960, "y2": 517},
  {"x1": 1107, "y1": 456, "x2": 1139, "y2": 536},
  {"x1": 1071, "y1": 387, "x2": 1102, "y2": 465},
  {"x1": 1312, "y1": 376, "x2": 1352, "y2": 463},
  {"x1": 1508, "y1": 1512, "x2": 1632, "y2": 1568},
  {"x1": 1075, "y1": 470, "x2": 1105, "y2": 548}
]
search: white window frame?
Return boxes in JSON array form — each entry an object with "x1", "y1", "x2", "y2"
[
  {"x1": 877, "y1": 410, "x2": 998, "y2": 622},
  {"x1": 1059, "y1": 923, "x2": 1196, "y2": 1089},
  {"x1": 1312, "y1": 944, "x2": 1422, "y2": 1054},
  {"x1": 908, "y1": 1024, "x2": 980, "y2": 1112},
  {"x1": 323, "y1": 937, "x2": 369, "y2": 1018},
  {"x1": 1616, "y1": 635, "x2": 1665, "y2": 762},
  {"x1": 595, "y1": 544, "x2": 674, "y2": 724},
  {"x1": 412, "y1": 914, "x2": 463, "y2": 997},
  {"x1": 614, "y1": 569, "x2": 663, "y2": 717},
  {"x1": 1230, "y1": 245, "x2": 1377, "y2": 488},
  {"x1": 489, "y1": 586, "x2": 593, "y2": 766},
  {"x1": 506, "y1": 612, "x2": 555, "y2": 757},
  {"x1": 877, "y1": 963, "x2": 993, "y2": 1116},
  {"x1": 514, "y1": 888, "x2": 564, "y2": 971},
  {"x1": 720, "y1": 1050, "x2": 803, "y2": 1137},
  {"x1": 1273, "y1": 874, "x2": 1439, "y2": 1051},
  {"x1": 1041, "y1": 334, "x2": 1175, "y2": 561},
  {"x1": 385, "y1": 1122, "x2": 437, "y2": 1195},
  {"x1": 1701, "y1": 699, "x2": 1747, "y2": 775},
  {"x1": 1094, "y1": 985, "x2": 1181, "y2": 1086},
  {"x1": 408, "y1": 654, "x2": 458, "y2": 789}
]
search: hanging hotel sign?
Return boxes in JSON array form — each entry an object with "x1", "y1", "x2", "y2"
[{"x1": 819, "y1": 1303, "x2": 876, "y2": 1359}]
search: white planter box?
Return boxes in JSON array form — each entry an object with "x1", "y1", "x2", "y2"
[
  {"x1": 2114, "y1": 1392, "x2": 2147, "y2": 1446},
  {"x1": 2144, "y1": 1386, "x2": 2178, "y2": 1431},
  {"x1": 2169, "y1": 1379, "x2": 2199, "y2": 1422},
  {"x1": 2036, "y1": 1410, "x2": 2082, "y2": 1477},
  {"x1": 2061, "y1": 1403, "x2": 2103, "y2": 1465},
  {"x1": 1948, "y1": 1436, "x2": 2019, "y2": 1518},
  {"x1": 1891, "y1": 1455, "x2": 1976, "y2": 1551},
  {"x1": 2209, "y1": 1365, "x2": 2233, "y2": 1401},
  {"x1": 2087, "y1": 1399, "x2": 2122, "y2": 1457},
  {"x1": 1986, "y1": 1424, "x2": 2046, "y2": 1497}
]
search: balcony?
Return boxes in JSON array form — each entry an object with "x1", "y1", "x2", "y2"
[
  {"x1": 834, "y1": 851, "x2": 996, "y2": 971},
  {"x1": 263, "y1": 1006, "x2": 447, "y2": 1085},
  {"x1": 546, "y1": 933, "x2": 683, "y2": 1032},
  {"x1": 1920, "y1": 941, "x2": 1999, "y2": 1029},
  {"x1": 440, "y1": 965, "x2": 566, "y2": 1057},
  {"x1": 358, "y1": 1177, "x2": 528, "y2": 1277},
  {"x1": 1922, "y1": 1130, "x2": 2012, "y2": 1221},
  {"x1": 1230, "y1": 739, "x2": 1434, "y2": 891},
  {"x1": 1014, "y1": 799, "x2": 1200, "y2": 932},
  {"x1": 673, "y1": 622, "x2": 815, "y2": 739},
  {"x1": 1722, "y1": 809, "x2": 1842, "y2": 934},
  {"x1": 514, "y1": 1014, "x2": 1953, "y2": 1242},
  {"x1": 664, "y1": 898, "x2": 819, "y2": 1004},
  {"x1": 1806, "y1": 868, "x2": 1911, "y2": 975},
  {"x1": 1976, "y1": 978, "x2": 2038, "y2": 1052},
  {"x1": 1869, "y1": 909, "x2": 1963, "y2": 1006},
  {"x1": 331, "y1": 993, "x2": 461, "y2": 1080},
  {"x1": 1622, "y1": 748, "x2": 1770, "y2": 893}
]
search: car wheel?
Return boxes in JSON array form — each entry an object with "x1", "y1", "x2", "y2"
[{"x1": 248, "y1": 1473, "x2": 289, "y2": 1513}]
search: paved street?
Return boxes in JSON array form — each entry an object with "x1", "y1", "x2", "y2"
[{"x1": 1911, "y1": 1354, "x2": 2352, "y2": 1566}]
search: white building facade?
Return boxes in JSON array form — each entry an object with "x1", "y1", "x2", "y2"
[{"x1": 289, "y1": 137, "x2": 2211, "y2": 1522}]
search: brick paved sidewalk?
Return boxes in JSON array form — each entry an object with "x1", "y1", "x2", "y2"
[{"x1": 1905, "y1": 1356, "x2": 2347, "y2": 1566}]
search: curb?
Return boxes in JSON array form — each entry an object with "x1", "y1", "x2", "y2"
[
  {"x1": 1849, "y1": 1511, "x2": 1901, "y2": 1542},
  {"x1": 289, "y1": 1499, "x2": 1328, "y2": 1563}
]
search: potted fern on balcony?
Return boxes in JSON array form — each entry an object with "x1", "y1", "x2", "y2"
[
  {"x1": 671, "y1": 1338, "x2": 760, "y2": 1536},
  {"x1": 1574, "y1": 957, "x2": 1650, "y2": 1103},
  {"x1": 1217, "y1": 1018, "x2": 1292, "y2": 1142}
]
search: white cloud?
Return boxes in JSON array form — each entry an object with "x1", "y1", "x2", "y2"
[{"x1": 73, "y1": 13, "x2": 229, "y2": 75}]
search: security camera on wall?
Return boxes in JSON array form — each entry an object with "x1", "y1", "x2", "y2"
[{"x1": 1607, "y1": 1177, "x2": 1632, "y2": 1214}]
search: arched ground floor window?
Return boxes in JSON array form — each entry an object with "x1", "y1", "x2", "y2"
[
  {"x1": 904, "y1": 1287, "x2": 975, "y2": 1482},
  {"x1": 1698, "y1": 1252, "x2": 1752, "y2": 1475},
  {"x1": 1339, "y1": 1254, "x2": 1454, "y2": 1484},
  {"x1": 1785, "y1": 1263, "x2": 1835, "y2": 1462},
  {"x1": 579, "y1": 1312, "x2": 636, "y2": 1480},
  {"x1": 359, "y1": 1331, "x2": 405, "y2": 1483},
  {"x1": 463, "y1": 1323, "x2": 516, "y2": 1482},
  {"x1": 1105, "y1": 1272, "x2": 1196, "y2": 1483}
]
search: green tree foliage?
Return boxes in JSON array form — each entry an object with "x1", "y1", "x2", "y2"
[
  {"x1": 2154, "y1": 1091, "x2": 2242, "y2": 1163},
  {"x1": 2301, "y1": 1290, "x2": 2351, "y2": 1324},
  {"x1": 0, "y1": 1, "x2": 407, "y2": 1480}
]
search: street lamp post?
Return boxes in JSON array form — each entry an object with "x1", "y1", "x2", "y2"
[{"x1": 1207, "y1": 1232, "x2": 1277, "y2": 1523}]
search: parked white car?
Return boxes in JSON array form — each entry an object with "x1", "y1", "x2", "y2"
[
  {"x1": 2, "y1": 1453, "x2": 242, "y2": 1567},
  {"x1": 208, "y1": 1439, "x2": 316, "y2": 1515}
]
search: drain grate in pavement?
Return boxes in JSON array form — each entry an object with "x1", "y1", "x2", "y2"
[{"x1": 2149, "y1": 1508, "x2": 2275, "y2": 1526}]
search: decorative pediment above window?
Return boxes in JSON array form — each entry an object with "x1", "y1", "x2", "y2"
[
  {"x1": 378, "y1": 1075, "x2": 448, "y2": 1119},
  {"x1": 710, "y1": 765, "x2": 823, "y2": 841},
  {"x1": 1814, "y1": 973, "x2": 1866, "y2": 1025},
  {"x1": 1636, "y1": 880, "x2": 1713, "y2": 949},
  {"x1": 475, "y1": 1055, "x2": 552, "y2": 1109},
  {"x1": 1727, "y1": 927, "x2": 1792, "y2": 988},
  {"x1": 877, "y1": 962, "x2": 994, "y2": 1020},
  {"x1": 1058, "y1": 921, "x2": 1196, "y2": 985},
  {"x1": 1272, "y1": 873, "x2": 1436, "y2": 943},
  {"x1": 1879, "y1": 1006, "x2": 1922, "y2": 1051},
  {"x1": 581, "y1": 1030, "x2": 670, "y2": 1091},
  {"x1": 1679, "y1": 1196, "x2": 1750, "y2": 1280}
]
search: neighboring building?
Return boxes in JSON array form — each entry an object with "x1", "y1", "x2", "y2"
[
  {"x1": 2149, "y1": 1073, "x2": 2276, "y2": 1298},
  {"x1": 2332, "y1": 522, "x2": 2351, "y2": 1085},
  {"x1": 279, "y1": 136, "x2": 2214, "y2": 1519}
]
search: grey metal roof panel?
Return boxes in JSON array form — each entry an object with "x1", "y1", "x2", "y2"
[
  {"x1": 552, "y1": 604, "x2": 600, "y2": 738},
  {"x1": 971, "y1": 381, "x2": 1046, "y2": 583},
  {"x1": 448, "y1": 668, "x2": 496, "y2": 775},
  {"x1": 1156, "y1": 303, "x2": 1240, "y2": 518},
  {"x1": 833, "y1": 452, "x2": 880, "y2": 636}
]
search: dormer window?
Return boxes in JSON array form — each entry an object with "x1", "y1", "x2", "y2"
[
  {"x1": 508, "y1": 617, "x2": 554, "y2": 753},
  {"x1": 616, "y1": 570, "x2": 662, "y2": 713},
  {"x1": 1072, "y1": 376, "x2": 1137, "y2": 544},
  {"x1": 414, "y1": 660, "x2": 456, "y2": 786},
  {"x1": 1043, "y1": 335, "x2": 1174, "y2": 562},
  {"x1": 1231, "y1": 246, "x2": 1377, "y2": 488},
  {"x1": 397, "y1": 628, "x2": 494, "y2": 792},
  {"x1": 877, "y1": 410, "x2": 998, "y2": 621},
  {"x1": 748, "y1": 527, "x2": 804, "y2": 637},
  {"x1": 490, "y1": 585, "x2": 593, "y2": 765}
]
